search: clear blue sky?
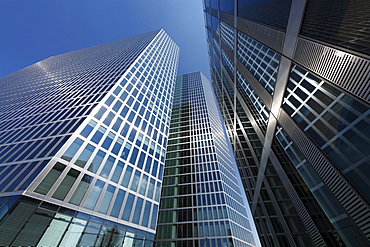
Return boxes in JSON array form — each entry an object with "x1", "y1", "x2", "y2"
[{"x1": 0, "y1": 0, "x2": 210, "y2": 79}]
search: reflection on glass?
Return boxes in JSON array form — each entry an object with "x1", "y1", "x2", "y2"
[
  {"x1": 98, "y1": 185, "x2": 115, "y2": 214},
  {"x1": 84, "y1": 180, "x2": 105, "y2": 210},
  {"x1": 238, "y1": 0, "x2": 292, "y2": 30},
  {"x1": 301, "y1": 0, "x2": 370, "y2": 55},
  {"x1": 69, "y1": 175, "x2": 93, "y2": 205},
  {"x1": 37, "y1": 214, "x2": 71, "y2": 246},
  {"x1": 59, "y1": 218, "x2": 87, "y2": 246}
]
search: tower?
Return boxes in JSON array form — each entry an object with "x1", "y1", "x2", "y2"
[
  {"x1": 203, "y1": 0, "x2": 370, "y2": 246},
  {"x1": 155, "y1": 72, "x2": 256, "y2": 247},
  {"x1": 0, "y1": 30, "x2": 179, "y2": 246}
]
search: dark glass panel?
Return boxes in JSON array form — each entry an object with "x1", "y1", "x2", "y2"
[
  {"x1": 211, "y1": 0, "x2": 218, "y2": 10},
  {"x1": 52, "y1": 168, "x2": 80, "y2": 200},
  {"x1": 219, "y1": 0, "x2": 234, "y2": 14},
  {"x1": 19, "y1": 161, "x2": 48, "y2": 190},
  {"x1": 301, "y1": 0, "x2": 370, "y2": 55},
  {"x1": 238, "y1": 0, "x2": 292, "y2": 30},
  {"x1": 69, "y1": 175, "x2": 93, "y2": 205},
  {"x1": 35, "y1": 163, "x2": 65, "y2": 195}
]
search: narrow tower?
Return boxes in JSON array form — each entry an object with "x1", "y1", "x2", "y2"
[{"x1": 155, "y1": 72, "x2": 256, "y2": 247}]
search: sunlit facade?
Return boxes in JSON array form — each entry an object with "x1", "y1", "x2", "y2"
[
  {"x1": 155, "y1": 72, "x2": 256, "y2": 247},
  {"x1": 0, "y1": 30, "x2": 179, "y2": 246},
  {"x1": 203, "y1": 0, "x2": 370, "y2": 246}
]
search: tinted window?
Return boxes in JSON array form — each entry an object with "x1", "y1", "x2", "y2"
[
  {"x1": 301, "y1": 0, "x2": 370, "y2": 55},
  {"x1": 238, "y1": 0, "x2": 291, "y2": 30}
]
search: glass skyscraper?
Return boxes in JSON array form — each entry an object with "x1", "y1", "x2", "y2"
[
  {"x1": 0, "y1": 29, "x2": 179, "y2": 246},
  {"x1": 203, "y1": 0, "x2": 370, "y2": 246},
  {"x1": 155, "y1": 72, "x2": 256, "y2": 247}
]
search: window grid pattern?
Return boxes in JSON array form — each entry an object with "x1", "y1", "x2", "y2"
[
  {"x1": 220, "y1": 22, "x2": 235, "y2": 53},
  {"x1": 0, "y1": 32, "x2": 161, "y2": 197},
  {"x1": 236, "y1": 70, "x2": 270, "y2": 123},
  {"x1": 222, "y1": 50, "x2": 235, "y2": 81},
  {"x1": 0, "y1": 31, "x2": 158, "y2": 168},
  {"x1": 0, "y1": 160, "x2": 49, "y2": 193},
  {"x1": 202, "y1": 72, "x2": 255, "y2": 247},
  {"x1": 283, "y1": 65, "x2": 370, "y2": 202},
  {"x1": 275, "y1": 125, "x2": 349, "y2": 225},
  {"x1": 204, "y1": 2, "x2": 370, "y2": 245},
  {"x1": 155, "y1": 72, "x2": 255, "y2": 247},
  {"x1": 0, "y1": 196, "x2": 155, "y2": 246},
  {"x1": 237, "y1": 31, "x2": 280, "y2": 94},
  {"x1": 27, "y1": 30, "x2": 179, "y2": 233}
]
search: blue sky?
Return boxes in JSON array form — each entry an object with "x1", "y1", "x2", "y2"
[{"x1": 0, "y1": 0, "x2": 209, "y2": 79}]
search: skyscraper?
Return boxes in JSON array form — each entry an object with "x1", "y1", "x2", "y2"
[
  {"x1": 155, "y1": 72, "x2": 256, "y2": 247},
  {"x1": 203, "y1": 0, "x2": 370, "y2": 246},
  {"x1": 0, "y1": 30, "x2": 179, "y2": 246}
]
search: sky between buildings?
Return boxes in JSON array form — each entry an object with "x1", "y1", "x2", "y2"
[{"x1": 0, "y1": 0, "x2": 210, "y2": 80}]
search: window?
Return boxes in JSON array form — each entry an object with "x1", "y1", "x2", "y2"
[
  {"x1": 121, "y1": 166, "x2": 133, "y2": 188},
  {"x1": 120, "y1": 123, "x2": 130, "y2": 137},
  {"x1": 91, "y1": 126, "x2": 107, "y2": 144},
  {"x1": 88, "y1": 150, "x2": 106, "y2": 173},
  {"x1": 105, "y1": 95, "x2": 115, "y2": 106},
  {"x1": 301, "y1": 0, "x2": 370, "y2": 55},
  {"x1": 98, "y1": 185, "x2": 115, "y2": 214},
  {"x1": 111, "y1": 137, "x2": 123, "y2": 155},
  {"x1": 61, "y1": 138, "x2": 83, "y2": 161},
  {"x1": 122, "y1": 193, "x2": 135, "y2": 221},
  {"x1": 75, "y1": 144, "x2": 95, "y2": 167},
  {"x1": 84, "y1": 179, "x2": 105, "y2": 210},
  {"x1": 147, "y1": 179, "x2": 155, "y2": 199},
  {"x1": 35, "y1": 163, "x2": 66, "y2": 195},
  {"x1": 101, "y1": 132, "x2": 115, "y2": 150},
  {"x1": 52, "y1": 168, "x2": 80, "y2": 200},
  {"x1": 112, "y1": 118, "x2": 123, "y2": 132},
  {"x1": 130, "y1": 170, "x2": 141, "y2": 192},
  {"x1": 110, "y1": 189, "x2": 126, "y2": 217},
  {"x1": 99, "y1": 155, "x2": 115, "y2": 178},
  {"x1": 112, "y1": 100, "x2": 122, "y2": 113},
  {"x1": 111, "y1": 161, "x2": 124, "y2": 183},
  {"x1": 80, "y1": 120, "x2": 97, "y2": 138},
  {"x1": 139, "y1": 174, "x2": 148, "y2": 195},
  {"x1": 141, "y1": 201, "x2": 151, "y2": 227},
  {"x1": 132, "y1": 197, "x2": 144, "y2": 224},
  {"x1": 69, "y1": 175, "x2": 93, "y2": 205},
  {"x1": 150, "y1": 204, "x2": 159, "y2": 229},
  {"x1": 94, "y1": 107, "x2": 107, "y2": 120},
  {"x1": 103, "y1": 111, "x2": 115, "y2": 126}
]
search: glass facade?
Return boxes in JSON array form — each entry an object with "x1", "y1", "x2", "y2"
[
  {"x1": 301, "y1": 0, "x2": 370, "y2": 56},
  {"x1": 0, "y1": 30, "x2": 179, "y2": 246},
  {"x1": 237, "y1": 31, "x2": 280, "y2": 95},
  {"x1": 237, "y1": 0, "x2": 292, "y2": 31},
  {"x1": 0, "y1": 196, "x2": 152, "y2": 246},
  {"x1": 203, "y1": 0, "x2": 370, "y2": 246},
  {"x1": 283, "y1": 65, "x2": 370, "y2": 201},
  {"x1": 155, "y1": 72, "x2": 256, "y2": 247}
]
